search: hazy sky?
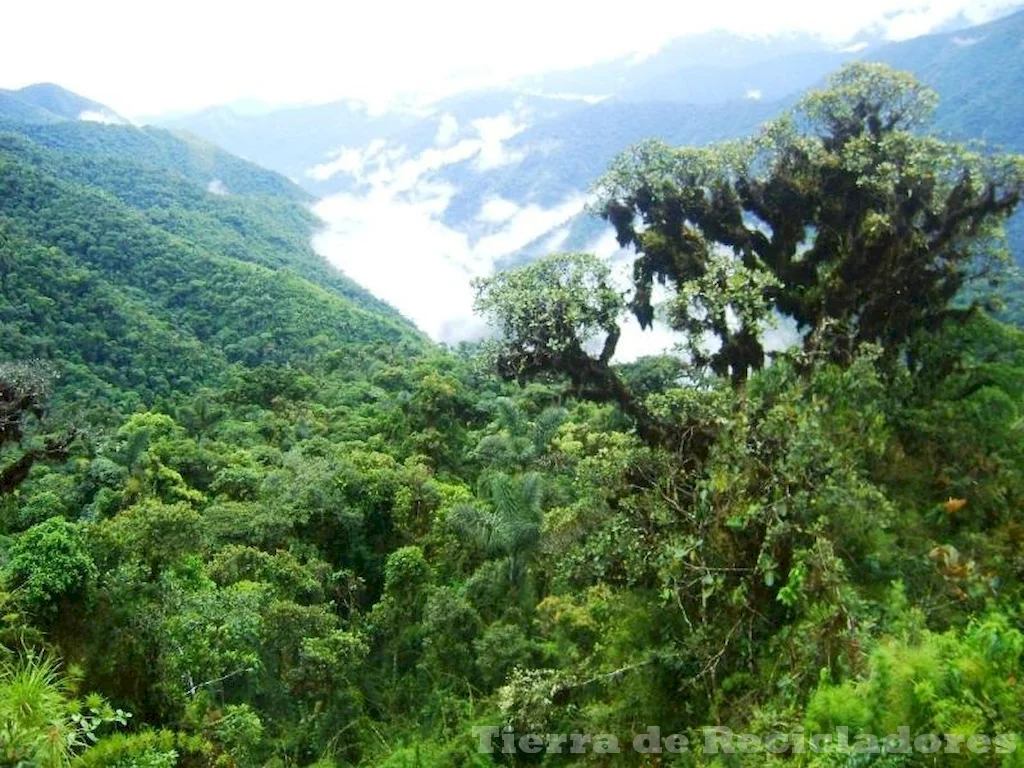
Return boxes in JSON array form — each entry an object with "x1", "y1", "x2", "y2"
[{"x1": 1, "y1": 0, "x2": 1015, "y2": 117}]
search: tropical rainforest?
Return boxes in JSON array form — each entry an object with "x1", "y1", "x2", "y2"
[{"x1": 1, "y1": 62, "x2": 1024, "y2": 767}]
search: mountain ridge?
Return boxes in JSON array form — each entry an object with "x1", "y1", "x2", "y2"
[
  {"x1": 0, "y1": 96, "x2": 427, "y2": 410},
  {"x1": 0, "y1": 82, "x2": 128, "y2": 125}
]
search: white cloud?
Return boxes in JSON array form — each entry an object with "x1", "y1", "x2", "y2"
[
  {"x1": 306, "y1": 111, "x2": 529, "y2": 191},
  {"x1": 313, "y1": 186, "x2": 589, "y2": 343},
  {"x1": 312, "y1": 183, "x2": 482, "y2": 341},
  {"x1": 588, "y1": 229, "x2": 627, "y2": 260},
  {"x1": 471, "y1": 114, "x2": 529, "y2": 169},
  {"x1": 763, "y1": 313, "x2": 801, "y2": 352},
  {"x1": 521, "y1": 91, "x2": 610, "y2": 104},
  {"x1": 614, "y1": 320, "x2": 682, "y2": 362},
  {"x1": 477, "y1": 197, "x2": 521, "y2": 224},
  {"x1": 435, "y1": 114, "x2": 460, "y2": 147},
  {"x1": 207, "y1": 178, "x2": 228, "y2": 195},
  {"x1": 952, "y1": 35, "x2": 983, "y2": 46},
  {"x1": 371, "y1": 141, "x2": 479, "y2": 191},
  {"x1": 576, "y1": 229, "x2": 680, "y2": 362},
  {"x1": 576, "y1": 228, "x2": 804, "y2": 363},
  {"x1": 307, "y1": 140, "x2": 387, "y2": 181},
  {"x1": 541, "y1": 225, "x2": 572, "y2": 252},
  {"x1": 78, "y1": 109, "x2": 120, "y2": 124},
  {"x1": 745, "y1": 89, "x2": 763, "y2": 100},
  {"x1": 878, "y1": 3, "x2": 994, "y2": 39},
  {"x1": 474, "y1": 196, "x2": 588, "y2": 262},
  {"x1": 310, "y1": 124, "x2": 584, "y2": 344}
]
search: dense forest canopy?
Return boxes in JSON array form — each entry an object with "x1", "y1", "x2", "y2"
[{"x1": 1, "y1": 63, "x2": 1023, "y2": 767}]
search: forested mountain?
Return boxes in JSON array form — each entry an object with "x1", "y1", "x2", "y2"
[
  {"x1": 0, "y1": 100, "x2": 424, "y2": 411},
  {"x1": 158, "y1": 100, "x2": 415, "y2": 190},
  {"x1": 0, "y1": 82, "x2": 128, "y2": 125},
  {"x1": 872, "y1": 9, "x2": 1024, "y2": 147},
  {"x1": 519, "y1": 29, "x2": 860, "y2": 102},
  {"x1": 1, "y1": 58, "x2": 1024, "y2": 767}
]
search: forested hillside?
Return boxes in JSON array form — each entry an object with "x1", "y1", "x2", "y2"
[
  {"x1": 0, "y1": 107, "x2": 423, "y2": 412},
  {"x1": 2, "y1": 62, "x2": 1024, "y2": 768},
  {"x1": 0, "y1": 83, "x2": 128, "y2": 126}
]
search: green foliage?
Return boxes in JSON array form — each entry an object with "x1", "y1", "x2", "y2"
[
  {"x1": 0, "y1": 651, "x2": 129, "y2": 767},
  {"x1": 74, "y1": 729, "x2": 206, "y2": 768},
  {"x1": 0, "y1": 116, "x2": 425, "y2": 411},
  {"x1": 805, "y1": 613, "x2": 1024, "y2": 764},
  {"x1": 473, "y1": 253, "x2": 667, "y2": 444},
  {"x1": 2, "y1": 517, "x2": 96, "y2": 618},
  {"x1": 473, "y1": 252, "x2": 624, "y2": 378},
  {"x1": 450, "y1": 472, "x2": 544, "y2": 590},
  {"x1": 382, "y1": 546, "x2": 431, "y2": 608},
  {"x1": 0, "y1": 59, "x2": 1023, "y2": 768},
  {"x1": 595, "y1": 63, "x2": 1024, "y2": 380}
]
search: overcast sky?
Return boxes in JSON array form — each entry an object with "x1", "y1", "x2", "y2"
[{"x1": 1, "y1": 0, "x2": 1016, "y2": 118}]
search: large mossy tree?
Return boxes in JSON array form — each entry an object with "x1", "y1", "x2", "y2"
[{"x1": 478, "y1": 64, "x2": 1024, "y2": 398}]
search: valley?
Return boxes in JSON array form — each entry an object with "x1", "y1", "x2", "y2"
[{"x1": 0, "y1": 5, "x2": 1023, "y2": 766}]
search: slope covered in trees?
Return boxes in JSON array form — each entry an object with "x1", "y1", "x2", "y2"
[
  {"x1": 0, "y1": 107, "x2": 424, "y2": 412},
  {"x1": 0, "y1": 82, "x2": 127, "y2": 125},
  {"x1": 1, "y1": 65, "x2": 1024, "y2": 768}
]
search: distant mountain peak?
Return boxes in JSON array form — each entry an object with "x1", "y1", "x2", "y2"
[{"x1": 0, "y1": 82, "x2": 128, "y2": 126}]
